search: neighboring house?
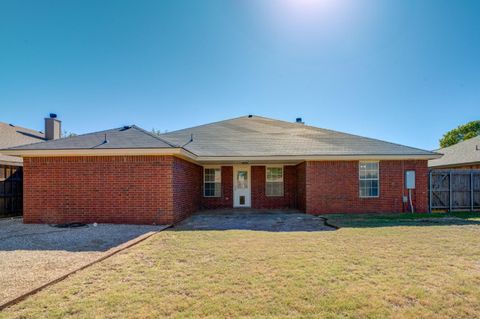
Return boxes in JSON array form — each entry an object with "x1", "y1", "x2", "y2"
[
  {"x1": 0, "y1": 115, "x2": 61, "y2": 216},
  {"x1": 429, "y1": 136, "x2": 480, "y2": 170},
  {"x1": 2, "y1": 115, "x2": 440, "y2": 225}
]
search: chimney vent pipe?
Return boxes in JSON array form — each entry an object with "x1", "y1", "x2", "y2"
[{"x1": 296, "y1": 117, "x2": 304, "y2": 124}]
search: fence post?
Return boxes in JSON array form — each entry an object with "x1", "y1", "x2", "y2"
[
  {"x1": 429, "y1": 171, "x2": 432, "y2": 213},
  {"x1": 449, "y1": 171, "x2": 452, "y2": 212},
  {"x1": 471, "y1": 172, "x2": 474, "y2": 212}
]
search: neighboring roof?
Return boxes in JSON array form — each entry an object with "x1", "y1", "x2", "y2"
[
  {"x1": 0, "y1": 122, "x2": 45, "y2": 165},
  {"x1": 428, "y1": 136, "x2": 480, "y2": 168},
  {"x1": 0, "y1": 122, "x2": 45, "y2": 149},
  {"x1": 0, "y1": 154, "x2": 23, "y2": 165},
  {"x1": 161, "y1": 115, "x2": 439, "y2": 158},
  {"x1": 8, "y1": 125, "x2": 177, "y2": 150}
]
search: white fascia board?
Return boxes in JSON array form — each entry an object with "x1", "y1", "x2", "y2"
[{"x1": 0, "y1": 148, "x2": 441, "y2": 164}]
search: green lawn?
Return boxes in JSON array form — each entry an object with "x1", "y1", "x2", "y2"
[
  {"x1": 322, "y1": 211, "x2": 480, "y2": 228},
  {"x1": 2, "y1": 213, "x2": 480, "y2": 318}
]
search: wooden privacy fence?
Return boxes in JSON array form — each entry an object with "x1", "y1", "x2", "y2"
[
  {"x1": 429, "y1": 170, "x2": 480, "y2": 212},
  {"x1": 0, "y1": 165, "x2": 23, "y2": 217}
]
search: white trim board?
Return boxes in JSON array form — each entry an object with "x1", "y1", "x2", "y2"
[{"x1": 0, "y1": 148, "x2": 441, "y2": 163}]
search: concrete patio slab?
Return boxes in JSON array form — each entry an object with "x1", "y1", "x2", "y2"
[{"x1": 173, "y1": 209, "x2": 335, "y2": 232}]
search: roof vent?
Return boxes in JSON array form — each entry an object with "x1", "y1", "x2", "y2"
[
  {"x1": 248, "y1": 114, "x2": 253, "y2": 118},
  {"x1": 49, "y1": 113, "x2": 57, "y2": 119},
  {"x1": 296, "y1": 117, "x2": 304, "y2": 124}
]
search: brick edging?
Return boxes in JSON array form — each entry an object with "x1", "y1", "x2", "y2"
[{"x1": 0, "y1": 225, "x2": 171, "y2": 311}]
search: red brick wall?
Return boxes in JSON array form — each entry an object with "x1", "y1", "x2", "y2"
[
  {"x1": 251, "y1": 165, "x2": 297, "y2": 209},
  {"x1": 23, "y1": 156, "x2": 199, "y2": 225},
  {"x1": 304, "y1": 160, "x2": 429, "y2": 214},
  {"x1": 172, "y1": 157, "x2": 202, "y2": 222},
  {"x1": 201, "y1": 166, "x2": 233, "y2": 209},
  {"x1": 23, "y1": 156, "x2": 429, "y2": 224}
]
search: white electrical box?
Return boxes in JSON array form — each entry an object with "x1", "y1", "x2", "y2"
[{"x1": 405, "y1": 170, "x2": 416, "y2": 189}]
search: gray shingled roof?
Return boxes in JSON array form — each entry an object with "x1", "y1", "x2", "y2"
[
  {"x1": 9, "y1": 125, "x2": 176, "y2": 150},
  {"x1": 429, "y1": 136, "x2": 480, "y2": 168},
  {"x1": 4, "y1": 116, "x2": 438, "y2": 158},
  {"x1": 161, "y1": 115, "x2": 438, "y2": 157},
  {"x1": 0, "y1": 122, "x2": 45, "y2": 165}
]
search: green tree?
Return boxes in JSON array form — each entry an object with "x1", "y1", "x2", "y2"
[{"x1": 440, "y1": 120, "x2": 480, "y2": 148}]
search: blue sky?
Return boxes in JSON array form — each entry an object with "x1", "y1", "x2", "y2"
[{"x1": 1, "y1": 0, "x2": 478, "y2": 150}]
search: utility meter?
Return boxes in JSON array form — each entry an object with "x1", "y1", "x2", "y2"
[{"x1": 405, "y1": 170, "x2": 415, "y2": 189}]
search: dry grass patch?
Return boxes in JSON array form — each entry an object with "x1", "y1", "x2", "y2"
[{"x1": 2, "y1": 220, "x2": 480, "y2": 318}]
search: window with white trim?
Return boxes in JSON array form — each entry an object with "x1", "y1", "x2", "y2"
[
  {"x1": 266, "y1": 166, "x2": 284, "y2": 197},
  {"x1": 204, "y1": 168, "x2": 221, "y2": 197},
  {"x1": 359, "y1": 162, "x2": 379, "y2": 198}
]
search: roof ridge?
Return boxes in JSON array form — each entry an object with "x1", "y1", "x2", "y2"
[{"x1": 130, "y1": 125, "x2": 179, "y2": 148}]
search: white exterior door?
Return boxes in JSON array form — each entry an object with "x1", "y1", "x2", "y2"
[{"x1": 233, "y1": 165, "x2": 251, "y2": 207}]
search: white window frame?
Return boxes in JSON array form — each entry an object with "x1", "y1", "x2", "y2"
[
  {"x1": 359, "y1": 161, "x2": 380, "y2": 198},
  {"x1": 203, "y1": 167, "x2": 221, "y2": 198},
  {"x1": 266, "y1": 166, "x2": 284, "y2": 197}
]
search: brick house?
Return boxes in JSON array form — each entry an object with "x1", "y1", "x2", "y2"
[{"x1": 2, "y1": 115, "x2": 440, "y2": 225}]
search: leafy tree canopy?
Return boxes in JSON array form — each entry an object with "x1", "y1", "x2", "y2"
[{"x1": 440, "y1": 120, "x2": 480, "y2": 148}]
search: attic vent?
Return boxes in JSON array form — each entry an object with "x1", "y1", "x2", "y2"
[
  {"x1": 248, "y1": 114, "x2": 253, "y2": 118},
  {"x1": 123, "y1": 125, "x2": 131, "y2": 129},
  {"x1": 9, "y1": 123, "x2": 14, "y2": 127},
  {"x1": 296, "y1": 117, "x2": 304, "y2": 124}
]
